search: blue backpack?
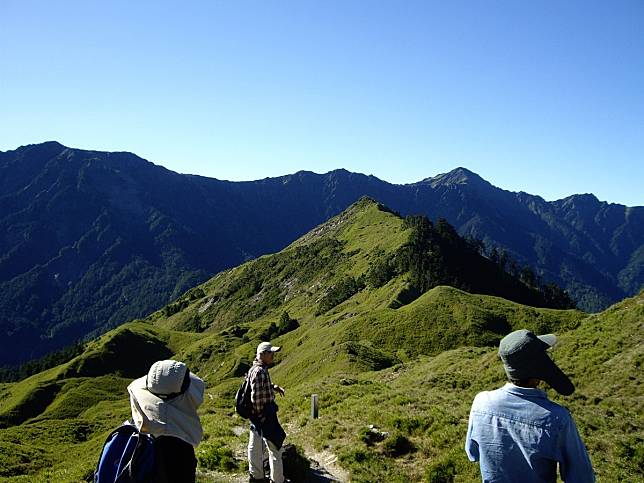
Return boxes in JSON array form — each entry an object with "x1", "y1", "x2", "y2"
[{"x1": 93, "y1": 423, "x2": 157, "y2": 483}]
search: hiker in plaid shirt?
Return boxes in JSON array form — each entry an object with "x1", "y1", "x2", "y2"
[
  {"x1": 248, "y1": 341, "x2": 286, "y2": 483},
  {"x1": 250, "y1": 358, "x2": 279, "y2": 417}
]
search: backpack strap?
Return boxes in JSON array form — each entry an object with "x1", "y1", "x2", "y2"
[
  {"x1": 118, "y1": 429, "x2": 156, "y2": 482},
  {"x1": 93, "y1": 424, "x2": 139, "y2": 482}
]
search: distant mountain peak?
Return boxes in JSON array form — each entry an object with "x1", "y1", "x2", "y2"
[
  {"x1": 554, "y1": 192, "x2": 608, "y2": 209},
  {"x1": 561, "y1": 193, "x2": 600, "y2": 203},
  {"x1": 326, "y1": 168, "x2": 370, "y2": 181},
  {"x1": 329, "y1": 168, "x2": 351, "y2": 175},
  {"x1": 424, "y1": 167, "x2": 492, "y2": 190},
  {"x1": 8, "y1": 140, "x2": 66, "y2": 155},
  {"x1": 448, "y1": 166, "x2": 478, "y2": 177},
  {"x1": 24, "y1": 140, "x2": 66, "y2": 149}
]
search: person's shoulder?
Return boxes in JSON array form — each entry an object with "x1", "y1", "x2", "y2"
[
  {"x1": 475, "y1": 386, "x2": 506, "y2": 400},
  {"x1": 248, "y1": 363, "x2": 267, "y2": 379},
  {"x1": 542, "y1": 397, "x2": 573, "y2": 421},
  {"x1": 471, "y1": 387, "x2": 504, "y2": 408}
]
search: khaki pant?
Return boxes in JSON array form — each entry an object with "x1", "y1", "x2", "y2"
[{"x1": 248, "y1": 425, "x2": 284, "y2": 483}]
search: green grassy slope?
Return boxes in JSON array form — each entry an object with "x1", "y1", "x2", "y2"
[
  {"x1": 274, "y1": 291, "x2": 643, "y2": 482},
  {"x1": 0, "y1": 198, "x2": 640, "y2": 482}
]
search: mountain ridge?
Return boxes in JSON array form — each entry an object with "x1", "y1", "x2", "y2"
[
  {"x1": 0, "y1": 142, "x2": 641, "y2": 364},
  {"x1": 2, "y1": 142, "x2": 635, "y2": 204}
]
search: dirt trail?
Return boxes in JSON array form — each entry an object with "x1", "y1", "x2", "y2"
[
  {"x1": 197, "y1": 425, "x2": 348, "y2": 482},
  {"x1": 305, "y1": 447, "x2": 349, "y2": 482}
]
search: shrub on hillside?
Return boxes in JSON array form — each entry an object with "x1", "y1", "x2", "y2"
[
  {"x1": 616, "y1": 436, "x2": 644, "y2": 474},
  {"x1": 317, "y1": 276, "x2": 365, "y2": 314},
  {"x1": 395, "y1": 215, "x2": 576, "y2": 310},
  {"x1": 339, "y1": 447, "x2": 373, "y2": 465},
  {"x1": 425, "y1": 458, "x2": 457, "y2": 483},
  {"x1": 259, "y1": 312, "x2": 300, "y2": 341},
  {"x1": 365, "y1": 251, "x2": 397, "y2": 288},
  {"x1": 382, "y1": 432, "x2": 414, "y2": 457},
  {"x1": 162, "y1": 299, "x2": 190, "y2": 317},
  {"x1": 220, "y1": 325, "x2": 249, "y2": 338},
  {"x1": 391, "y1": 416, "x2": 430, "y2": 436},
  {"x1": 179, "y1": 314, "x2": 204, "y2": 332},
  {"x1": 197, "y1": 441, "x2": 238, "y2": 472}
]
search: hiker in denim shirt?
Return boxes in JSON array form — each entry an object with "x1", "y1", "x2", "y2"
[{"x1": 465, "y1": 329, "x2": 595, "y2": 482}]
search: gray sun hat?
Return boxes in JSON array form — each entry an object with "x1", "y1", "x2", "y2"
[
  {"x1": 145, "y1": 360, "x2": 192, "y2": 399},
  {"x1": 499, "y1": 329, "x2": 574, "y2": 395}
]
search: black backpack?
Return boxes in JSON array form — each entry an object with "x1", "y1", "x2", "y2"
[{"x1": 235, "y1": 374, "x2": 253, "y2": 419}]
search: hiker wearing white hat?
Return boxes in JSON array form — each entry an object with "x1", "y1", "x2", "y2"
[
  {"x1": 247, "y1": 341, "x2": 287, "y2": 483},
  {"x1": 128, "y1": 360, "x2": 205, "y2": 482},
  {"x1": 465, "y1": 330, "x2": 595, "y2": 482}
]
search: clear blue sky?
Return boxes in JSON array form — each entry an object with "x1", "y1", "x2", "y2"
[{"x1": 1, "y1": 1, "x2": 642, "y2": 206}]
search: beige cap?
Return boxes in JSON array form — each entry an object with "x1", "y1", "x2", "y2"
[{"x1": 257, "y1": 341, "x2": 281, "y2": 356}]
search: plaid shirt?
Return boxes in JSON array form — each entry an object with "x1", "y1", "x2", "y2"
[{"x1": 248, "y1": 359, "x2": 275, "y2": 417}]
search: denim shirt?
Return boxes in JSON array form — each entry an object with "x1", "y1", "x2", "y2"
[{"x1": 465, "y1": 383, "x2": 595, "y2": 483}]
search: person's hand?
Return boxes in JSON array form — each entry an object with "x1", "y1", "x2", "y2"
[{"x1": 275, "y1": 385, "x2": 285, "y2": 397}]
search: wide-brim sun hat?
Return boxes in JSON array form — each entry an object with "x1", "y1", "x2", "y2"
[
  {"x1": 499, "y1": 329, "x2": 574, "y2": 395},
  {"x1": 128, "y1": 360, "x2": 205, "y2": 447}
]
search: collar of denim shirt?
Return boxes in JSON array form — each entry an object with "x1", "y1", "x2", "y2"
[{"x1": 502, "y1": 382, "x2": 549, "y2": 399}]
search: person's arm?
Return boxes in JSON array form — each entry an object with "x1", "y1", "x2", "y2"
[
  {"x1": 250, "y1": 368, "x2": 273, "y2": 418},
  {"x1": 465, "y1": 404, "x2": 480, "y2": 462},
  {"x1": 558, "y1": 413, "x2": 595, "y2": 482}
]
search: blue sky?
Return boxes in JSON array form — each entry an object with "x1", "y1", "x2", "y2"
[{"x1": 1, "y1": 1, "x2": 642, "y2": 205}]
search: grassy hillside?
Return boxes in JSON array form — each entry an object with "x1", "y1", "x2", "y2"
[
  {"x1": 0, "y1": 199, "x2": 640, "y2": 482},
  {"x1": 274, "y1": 291, "x2": 643, "y2": 482}
]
